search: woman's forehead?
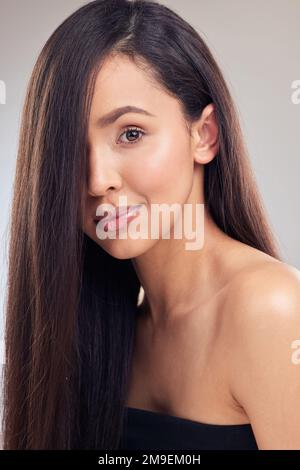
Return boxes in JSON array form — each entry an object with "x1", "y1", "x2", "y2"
[{"x1": 89, "y1": 55, "x2": 183, "y2": 123}]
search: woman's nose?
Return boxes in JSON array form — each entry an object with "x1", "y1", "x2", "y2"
[{"x1": 86, "y1": 149, "x2": 122, "y2": 197}]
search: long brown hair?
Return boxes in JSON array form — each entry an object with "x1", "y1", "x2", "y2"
[{"x1": 3, "y1": 0, "x2": 281, "y2": 450}]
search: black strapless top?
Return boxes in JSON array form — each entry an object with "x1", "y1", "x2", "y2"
[{"x1": 121, "y1": 406, "x2": 258, "y2": 450}]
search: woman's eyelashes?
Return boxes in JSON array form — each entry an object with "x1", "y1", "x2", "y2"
[{"x1": 117, "y1": 126, "x2": 146, "y2": 145}]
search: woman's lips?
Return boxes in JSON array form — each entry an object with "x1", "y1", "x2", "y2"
[{"x1": 94, "y1": 204, "x2": 143, "y2": 231}]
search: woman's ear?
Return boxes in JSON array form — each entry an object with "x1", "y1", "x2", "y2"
[{"x1": 190, "y1": 103, "x2": 219, "y2": 164}]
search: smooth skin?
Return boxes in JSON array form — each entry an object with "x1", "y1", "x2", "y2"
[{"x1": 83, "y1": 53, "x2": 300, "y2": 450}]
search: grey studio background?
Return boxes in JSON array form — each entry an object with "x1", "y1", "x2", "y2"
[{"x1": 0, "y1": 0, "x2": 299, "y2": 404}]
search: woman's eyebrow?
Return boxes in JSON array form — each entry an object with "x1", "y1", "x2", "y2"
[{"x1": 96, "y1": 105, "x2": 156, "y2": 127}]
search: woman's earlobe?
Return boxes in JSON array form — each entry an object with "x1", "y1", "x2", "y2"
[
  {"x1": 193, "y1": 146, "x2": 218, "y2": 165},
  {"x1": 193, "y1": 133, "x2": 219, "y2": 164}
]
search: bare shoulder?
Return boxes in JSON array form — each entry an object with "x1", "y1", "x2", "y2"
[
  {"x1": 221, "y1": 249, "x2": 300, "y2": 366},
  {"x1": 222, "y1": 250, "x2": 300, "y2": 354},
  {"x1": 225, "y1": 255, "x2": 300, "y2": 327},
  {"x1": 223, "y1": 254, "x2": 300, "y2": 449}
]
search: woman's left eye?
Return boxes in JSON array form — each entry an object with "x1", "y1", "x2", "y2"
[{"x1": 118, "y1": 126, "x2": 145, "y2": 145}]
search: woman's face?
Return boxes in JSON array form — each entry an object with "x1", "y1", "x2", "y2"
[{"x1": 82, "y1": 54, "x2": 198, "y2": 259}]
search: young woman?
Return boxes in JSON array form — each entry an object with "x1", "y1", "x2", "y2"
[{"x1": 3, "y1": 0, "x2": 300, "y2": 450}]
